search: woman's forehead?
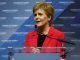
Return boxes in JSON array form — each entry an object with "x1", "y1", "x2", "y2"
[{"x1": 34, "y1": 9, "x2": 46, "y2": 14}]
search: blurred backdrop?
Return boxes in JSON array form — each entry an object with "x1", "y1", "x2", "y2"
[{"x1": 0, "y1": 0, "x2": 80, "y2": 60}]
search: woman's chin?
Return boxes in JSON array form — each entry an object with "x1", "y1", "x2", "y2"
[
  {"x1": 36, "y1": 25, "x2": 41, "y2": 28},
  {"x1": 35, "y1": 24, "x2": 41, "y2": 27}
]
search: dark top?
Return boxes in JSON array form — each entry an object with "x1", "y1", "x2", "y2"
[{"x1": 37, "y1": 34, "x2": 46, "y2": 47}]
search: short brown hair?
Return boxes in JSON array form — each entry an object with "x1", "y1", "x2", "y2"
[{"x1": 33, "y1": 2, "x2": 54, "y2": 19}]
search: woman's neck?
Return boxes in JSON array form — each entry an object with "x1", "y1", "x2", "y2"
[{"x1": 37, "y1": 25, "x2": 50, "y2": 35}]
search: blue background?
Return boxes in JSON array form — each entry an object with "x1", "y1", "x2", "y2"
[{"x1": 0, "y1": 0, "x2": 80, "y2": 60}]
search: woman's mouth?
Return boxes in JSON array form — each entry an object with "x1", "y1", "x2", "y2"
[{"x1": 35, "y1": 21, "x2": 41, "y2": 23}]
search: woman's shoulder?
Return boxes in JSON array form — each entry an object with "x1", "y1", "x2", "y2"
[
  {"x1": 27, "y1": 30, "x2": 37, "y2": 35},
  {"x1": 50, "y1": 26, "x2": 64, "y2": 35},
  {"x1": 50, "y1": 26, "x2": 65, "y2": 39}
]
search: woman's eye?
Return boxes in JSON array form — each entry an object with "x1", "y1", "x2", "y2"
[
  {"x1": 38, "y1": 13, "x2": 43, "y2": 16},
  {"x1": 34, "y1": 14, "x2": 37, "y2": 16},
  {"x1": 34, "y1": 13, "x2": 43, "y2": 17}
]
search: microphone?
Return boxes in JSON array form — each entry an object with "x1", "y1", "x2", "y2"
[
  {"x1": 57, "y1": 39, "x2": 76, "y2": 45},
  {"x1": 46, "y1": 35, "x2": 76, "y2": 45},
  {"x1": 46, "y1": 35, "x2": 76, "y2": 59},
  {"x1": 35, "y1": 25, "x2": 37, "y2": 29}
]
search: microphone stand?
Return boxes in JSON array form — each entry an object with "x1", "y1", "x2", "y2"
[
  {"x1": 46, "y1": 35, "x2": 76, "y2": 58},
  {"x1": 8, "y1": 47, "x2": 14, "y2": 60}
]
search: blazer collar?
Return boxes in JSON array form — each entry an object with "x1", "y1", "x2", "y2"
[
  {"x1": 47, "y1": 26, "x2": 57, "y2": 38},
  {"x1": 31, "y1": 26, "x2": 57, "y2": 38}
]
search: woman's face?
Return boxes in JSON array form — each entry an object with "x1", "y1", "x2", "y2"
[{"x1": 34, "y1": 9, "x2": 51, "y2": 27}]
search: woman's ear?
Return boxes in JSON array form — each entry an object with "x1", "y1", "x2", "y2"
[{"x1": 48, "y1": 16, "x2": 52, "y2": 21}]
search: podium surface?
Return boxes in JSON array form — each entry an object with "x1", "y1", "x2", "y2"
[{"x1": 14, "y1": 53, "x2": 60, "y2": 60}]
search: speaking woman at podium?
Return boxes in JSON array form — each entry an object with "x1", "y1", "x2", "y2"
[{"x1": 24, "y1": 2, "x2": 66, "y2": 60}]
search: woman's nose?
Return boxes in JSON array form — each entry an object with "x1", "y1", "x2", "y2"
[
  {"x1": 35, "y1": 15, "x2": 39, "y2": 20},
  {"x1": 35, "y1": 18, "x2": 38, "y2": 20}
]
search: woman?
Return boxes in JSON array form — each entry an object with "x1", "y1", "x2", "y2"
[{"x1": 24, "y1": 2, "x2": 66, "y2": 60}]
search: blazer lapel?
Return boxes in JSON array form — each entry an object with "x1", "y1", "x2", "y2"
[
  {"x1": 31, "y1": 30, "x2": 38, "y2": 47},
  {"x1": 42, "y1": 26, "x2": 57, "y2": 47}
]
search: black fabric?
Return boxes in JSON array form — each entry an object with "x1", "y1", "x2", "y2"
[{"x1": 37, "y1": 34, "x2": 46, "y2": 47}]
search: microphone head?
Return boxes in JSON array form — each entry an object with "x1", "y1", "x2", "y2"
[{"x1": 35, "y1": 25, "x2": 37, "y2": 29}]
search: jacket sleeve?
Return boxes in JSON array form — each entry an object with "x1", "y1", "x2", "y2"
[
  {"x1": 24, "y1": 33, "x2": 30, "y2": 47},
  {"x1": 57, "y1": 32, "x2": 66, "y2": 59},
  {"x1": 23, "y1": 33, "x2": 32, "y2": 53}
]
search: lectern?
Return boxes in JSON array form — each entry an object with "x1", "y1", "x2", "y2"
[{"x1": 14, "y1": 53, "x2": 60, "y2": 60}]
